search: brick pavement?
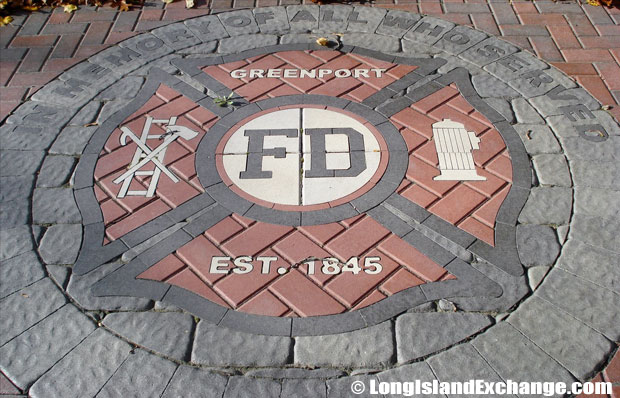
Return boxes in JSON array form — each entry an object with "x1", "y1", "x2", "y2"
[{"x1": 1, "y1": 0, "x2": 619, "y2": 124}]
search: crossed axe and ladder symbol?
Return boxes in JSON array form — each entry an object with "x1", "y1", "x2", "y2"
[{"x1": 113, "y1": 116, "x2": 199, "y2": 198}]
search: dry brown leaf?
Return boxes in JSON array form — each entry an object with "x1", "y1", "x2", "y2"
[
  {"x1": 62, "y1": 3, "x2": 77, "y2": 12},
  {"x1": 316, "y1": 37, "x2": 329, "y2": 47},
  {"x1": 185, "y1": 0, "x2": 193, "y2": 8},
  {"x1": 0, "y1": 15, "x2": 12, "y2": 25}
]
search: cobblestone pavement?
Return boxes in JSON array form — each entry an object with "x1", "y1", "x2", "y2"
[{"x1": 1, "y1": 3, "x2": 619, "y2": 398}]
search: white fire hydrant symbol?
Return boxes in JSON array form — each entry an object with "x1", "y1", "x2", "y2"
[
  {"x1": 432, "y1": 119, "x2": 486, "y2": 181},
  {"x1": 113, "y1": 116, "x2": 199, "y2": 198}
]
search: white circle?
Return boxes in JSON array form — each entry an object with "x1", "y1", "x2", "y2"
[
  {"x1": 277, "y1": 267, "x2": 287, "y2": 275},
  {"x1": 220, "y1": 108, "x2": 382, "y2": 206}
]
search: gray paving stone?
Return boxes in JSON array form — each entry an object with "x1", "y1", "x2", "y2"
[
  {"x1": 547, "y1": 110, "x2": 620, "y2": 140},
  {"x1": 532, "y1": 154, "x2": 571, "y2": 187},
  {"x1": 192, "y1": 320, "x2": 292, "y2": 367},
  {"x1": 536, "y1": 269, "x2": 620, "y2": 340},
  {"x1": 528, "y1": 265, "x2": 550, "y2": 291},
  {"x1": 224, "y1": 376, "x2": 281, "y2": 398},
  {"x1": 184, "y1": 15, "x2": 229, "y2": 43},
  {"x1": 5, "y1": 101, "x2": 70, "y2": 130},
  {"x1": 472, "y1": 74, "x2": 519, "y2": 99},
  {"x1": 46, "y1": 264, "x2": 71, "y2": 288},
  {"x1": 0, "y1": 278, "x2": 65, "y2": 346},
  {"x1": 530, "y1": 87, "x2": 600, "y2": 118},
  {"x1": 67, "y1": 261, "x2": 152, "y2": 311},
  {"x1": 326, "y1": 374, "x2": 380, "y2": 398},
  {"x1": 0, "y1": 124, "x2": 57, "y2": 152},
  {"x1": 434, "y1": 25, "x2": 488, "y2": 56},
  {"x1": 49, "y1": 126, "x2": 97, "y2": 156},
  {"x1": 96, "y1": 349, "x2": 177, "y2": 398},
  {"x1": 437, "y1": 55, "x2": 482, "y2": 76},
  {"x1": 513, "y1": 97, "x2": 544, "y2": 124},
  {"x1": 30, "y1": 79, "x2": 98, "y2": 109},
  {"x1": 513, "y1": 124, "x2": 561, "y2": 155},
  {"x1": 179, "y1": 41, "x2": 218, "y2": 55},
  {"x1": 218, "y1": 9, "x2": 259, "y2": 36},
  {"x1": 36, "y1": 155, "x2": 75, "y2": 188},
  {"x1": 254, "y1": 7, "x2": 290, "y2": 34},
  {"x1": 39, "y1": 224, "x2": 82, "y2": 265},
  {"x1": 130, "y1": 54, "x2": 180, "y2": 76},
  {"x1": 377, "y1": 362, "x2": 444, "y2": 398},
  {"x1": 0, "y1": 150, "x2": 45, "y2": 177},
  {"x1": 281, "y1": 379, "x2": 327, "y2": 398},
  {"x1": 92, "y1": 33, "x2": 173, "y2": 75},
  {"x1": 561, "y1": 135, "x2": 619, "y2": 162},
  {"x1": 569, "y1": 214, "x2": 620, "y2": 254},
  {"x1": 508, "y1": 68, "x2": 575, "y2": 99},
  {"x1": 376, "y1": 10, "x2": 420, "y2": 38},
  {"x1": 0, "y1": 304, "x2": 96, "y2": 390},
  {"x1": 518, "y1": 187, "x2": 572, "y2": 225},
  {"x1": 574, "y1": 187, "x2": 620, "y2": 219},
  {"x1": 295, "y1": 321, "x2": 394, "y2": 368},
  {"x1": 460, "y1": 36, "x2": 519, "y2": 67},
  {"x1": 103, "y1": 311, "x2": 193, "y2": 360},
  {"x1": 0, "y1": 226, "x2": 33, "y2": 261},
  {"x1": 404, "y1": 16, "x2": 454, "y2": 46},
  {"x1": 472, "y1": 323, "x2": 577, "y2": 391},
  {"x1": 245, "y1": 367, "x2": 346, "y2": 379},
  {"x1": 68, "y1": 101, "x2": 101, "y2": 127},
  {"x1": 32, "y1": 188, "x2": 81, "y2": 224},
  {"x1": 0, "y1": 199, "x2": 29, "y2": 230},
  {"x1": 96, "y1": 76, "x2": 145, "y2": 101},
  {"x1": 0, "y1": 251, "x2": 45, "y2": 299},
  {"x1": 570, "y1": 159, "x2": 619, "y2": 191},
  {"x1": 484, "y1": 51, "x2": 547, "y2": 83},
  {"x1": 151, "y1": 23, "x2": 200, "y2": 51},
  {"x1": 318, "y1": 4, "x2": 352, "y2": 32},
  {"x1": 428, "y1": 343, "x2": 516, "y2": 398},
  {"x1": 557, "y1": 225, "x2": 569, "y2": 244},
  {"x1": 29, "y1": 328, "x2": 131, "y2": 398},
  {"x1": 342, "y1": 33, "x2": 400, "y2": 53},
  {"x1": 508, "y1": 296, "x2": 613, "y2": 380},
  {"x1": 485, "y1": 97, "x2": 515, "y2": 123},
  {"x1": 346, "y1": 6, "x2": 386, "y2": 33},
  {"x1": 286, "y1": 5, "x2": 319, "y2": 32},
  {"x1": 162, "y1": 365, "x2": 228, "y2": 398},
  {"x1": 451, "y1": 261, "x2": 529, "y2": 312},
  {"x1": 97, "y1": 98, "x2": 130, "y2": 123},
  {"x1": 516, "y1": 224, "x2": 560, "y2": 267},
  {"x1": 396, "y1": 313, "x2": 492, "y2": 363},
  {"x1": 0, "y1": 176, "x2": 33, "y2": 203},
  {"x1": 557, "y1": 240, "x2": 619, "y2": 293},
  {"x1": 218, "y1": 34, "x2": 278, "y2": 53}
]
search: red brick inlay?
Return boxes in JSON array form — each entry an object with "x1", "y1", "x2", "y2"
[
  {"x1": 93, "y1": 86, "x2": 218, "y2": 243},
  {"x1": 392, "y1": 85, "x2": 513, "y2": 246},
  {"x1": 139, "y1": 214, "x2": 452, "y2": 317},
  {"x1": 202, "y1": 50, "x2": 417, "y2": 102}
]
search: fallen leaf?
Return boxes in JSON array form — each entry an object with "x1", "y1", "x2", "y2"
[
  {"x1": 162, "y1": 0, "x2": 174, "y2": 3},
  {"x1": 316, "y1": 37, "x2": 329, "y2": 47},
  {"x1": 84, "y1": 122, "x2": 99, "y2": 127},
  {"x1": 185, "y1": 0, "x2": 194, "y2": 7},
  {"x1": 0, "y1": 15, "x2": 12, "y2": 26},
  {"x1": 21, "y1": 293, "x2": 29, "y2": 298},
  {"x1": 22, "y1": 4, "x2": 40, "y2": 10},
  {"x1": 118, "y1": 1, "x2": 129, "y2": 11},
  {"x1": 601, "y1": 105, "x2": 612, "y2": 110},
  {"x1": 586, "y1": 0, "x2": 601, "y2": 5},
  {"x1": 62, "y1": 3, "x2": 77, "y2": 12}
]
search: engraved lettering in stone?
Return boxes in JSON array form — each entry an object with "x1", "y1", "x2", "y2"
[
  {"x1": 443, "y1": 31, "x2": 470, "y2": 45},
  {"x1": 136, "y1": 37, "x2": 163, "y2": 53},
  {"x1": 520, "y1": 69, "x2": 554, "y2": 88},
  {"x1": 322, "y1": 10, "x2": 342, "y2": 22},
  {"x1": 382, "y1": 15, "x2": 417, "y2": 30},
  {"x1": 476, "y1": 44, "x2": 505, "y2": 60},
  {"x1": 575, "y1": 124, "x2": 609, "y2": 142},
  {"x1": 224, "y1": 15, "x2": 252, "y2": 27},
  {"x1": 239, "y1": 129, "x2": 299, "y2": 179},
  {"x1": 255, "y1": 11, "x2": 274, "y2": 25},
  {"x1": 113, "y1": 116, "x2": 199, "y2": 198},
  {"x1": 414, "y1": 22, "x2": 445, "y2": 37},
  {"x1": 497, "y1": 55, "x2": 529, "y2": 72},
  {"x1": 105, "y1": 47, "x2": 141, "y2": 66},
  {"x1": 291, "y1": 10, "x2": 317, "y2": 23},
  {"x1": 25, "y1": 105, "x2": 58, "y2": 124},
  {"x1": 165, "y1": 29, "x2": 195, "y2": 43},
  {"x1": 79, "y1": 63, "x2": 109, "y2": 79},
  {"x1": 347, "y1": 11, "x2": 368, "y2": 24},
  {"x1": 192, "y1": 20, "x2": 212, "y2": 34},
  {"x1": 560, "y1": 104, "x2": 595, "y2": 122},
  {"x1": 546, "y1": 85, "x2": 577, "y2": 101},
  {"x1": 305, "y1": 128, "x2": 367, "y2": 178},
  {"x1": 432, "y1": 119, "x2": 486, "y2": 181},
  {"x1": 53, "y1": 78, "x2": 90, "y2": 98}
]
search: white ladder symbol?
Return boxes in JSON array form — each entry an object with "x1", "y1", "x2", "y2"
[{"x1": 114, "y1": 116, "x2": 199, "y2": 198}]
